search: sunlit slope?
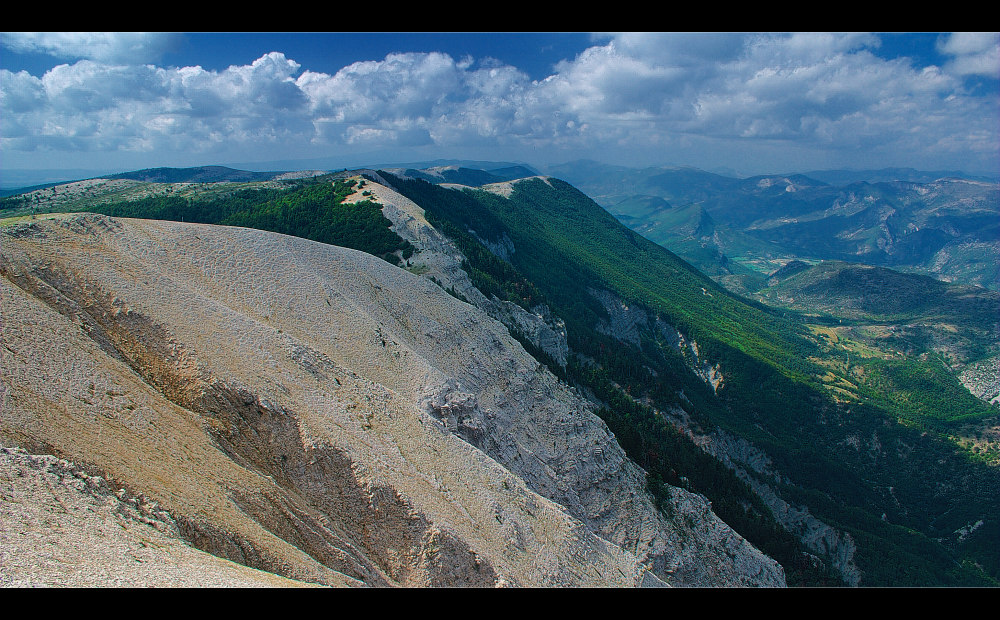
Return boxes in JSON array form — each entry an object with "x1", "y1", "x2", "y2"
[
  {"x1": 387, "y1": 174, "x2": 821, "y2": 384},
  {"x1": 6, "y1": 166, "x2": 997, "y2": 586},
  {"x1": 757, "y1": 260, "x2": 1000, "y2": 441}
]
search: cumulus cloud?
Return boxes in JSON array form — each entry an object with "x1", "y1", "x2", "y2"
[
  {"x1": 533, "y1": 32, "x2": 996, "y2": 164},
  {"x1": 937, "y1": 32, "x2": 1000, "y2": 76},
  {"x1": 1, "y1": 33, "x2": 997, "y2": 173},
  {"x1": 297, "y1": 52, "x2": 468, "y2": 124},
  {"x1": 0, "y1": 32, "x2": 180, "y2": 65},
  {"x1": 1, "y1": 51, "x2": 313, "y2": 157}
]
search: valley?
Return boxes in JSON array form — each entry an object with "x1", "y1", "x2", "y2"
[{"x1": 547, "y1": 161, "x2": 1000, "y2": 295}]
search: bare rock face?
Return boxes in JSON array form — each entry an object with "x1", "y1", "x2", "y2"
[
  {"x1": 347, "y1": 182, "x2": 785, "y2": 587},
  {"x1": 676, "y1": 421, "x2": 863, "y2": 586},
  {"x1": 590, "y1": 287, "x2": 724, "y2": 393},
  {"x1": 363, "y1": 178, "x2": 570, "y2": 369},
  {"x1": 0, "y1": 213, "x2": 784, "y2": 587},
  {"x1": 0, "y1": 446, "x2": 331, "y2": 587},
  {"x1": 959, "y1": 355, "x2": 1000, "y2": 405},
  {"x1": 584, "y1": 285, "x2": 859, "y2": 584}
]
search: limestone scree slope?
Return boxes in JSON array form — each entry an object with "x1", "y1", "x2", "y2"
[{"x1": 0, "y1": 213, "x2": 784, "y2": 587}]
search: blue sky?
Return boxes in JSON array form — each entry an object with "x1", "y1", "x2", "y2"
[{"x1": 2, "y1": 32, "x2": 998, "y2": 178}]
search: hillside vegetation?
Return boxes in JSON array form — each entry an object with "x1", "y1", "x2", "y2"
[
  {"x1": 14, "y1": 176, "x2": 416, "y2": 267},
  {"x1": 379, "y1": 171, "x2": 1000, "y2": 587},
  {"x1": 756, "y1": 260, "x2": 1000, "y2": 465},
  {"x1": 549, "y1": 160, "x2": 1000, "y2": 292}
]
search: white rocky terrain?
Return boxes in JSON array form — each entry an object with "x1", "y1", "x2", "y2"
[
  {"x1": 0, "y1": 446, "x2": 326, "y2": 587},
  {"x1": 959, "y1": 355, "x2": 1000, "y2": 406},
  {"x1": 0, "y1": 210, "x2": 784, "y2": 587}
]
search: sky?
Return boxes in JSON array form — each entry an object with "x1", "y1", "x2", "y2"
[{"x1": 2, "y1": 32, "x2": 998, "y2": 181}]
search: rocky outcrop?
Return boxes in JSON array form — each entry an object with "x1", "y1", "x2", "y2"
[
  {"x1": 674, "y1": 420, "x2": 862, "y2": 586},
  {"x1": 586, "y1": 286, "x2": 860, "y2": 584},
  {"x1": 349, "y1": 181, "x2": 782, "y2": 586},
  {"x1": 959, "y1": 355, "x2": 1000, "y2": 405},
  {"x1": 1, "y1": 213, "x2": 784, "y2": 587},
  {"x1": 358, "y1": 178, "x2": 570, "y2": 367},
  {"x1": 589, "y1": 287, "x2": 724, "y2": 393}
]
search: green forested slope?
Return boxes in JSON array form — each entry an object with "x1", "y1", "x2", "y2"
[
  {"x1": 380, "y1": 172, "x2": 999, "y2": 587},
  {"x1": 548, "y1": 161, "x2": 1000, "y2": 292},
  {"x1": 79, "y1": 177, "x2": 413, "y2": 265},
  {"x1": 756, "y1": 259, "x2": 1000, "y2": 451}
]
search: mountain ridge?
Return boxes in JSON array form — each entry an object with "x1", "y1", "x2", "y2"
[
  {"x1": 375, "y1": 170, "x2": 999, "y2": 586},
  {"x1": 1, "y1": 210, "x2": 785, "y2": 587},
  {"x1": 2, "y1": 163, "x2": 997, "y2": 587}
]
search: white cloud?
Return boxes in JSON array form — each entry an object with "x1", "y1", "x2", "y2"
[
  {"x1": 530, "y1": 32, "x2": 994, "y2": 166},
  {"x1": 298, "y1": 52, "x2": 466, "y2": 123},
  {"x1": 1, "y1": 51, "x2": 314, "y2": 157},
  {"x1": 937, "y1": 32, "x2": 1000, "y2": 77},
  {"x1": 0, "y1": 69, "x2": 44, "y2": 115},
  {"x1": 1, "y1": 34, "x2": 997, "y2": 174},
  {"x1": 938, "y1": 32, "x2": 997, "y2": 56},
  {"x1": 1, "y1": 32, "x2": 180, "y2": 64}
]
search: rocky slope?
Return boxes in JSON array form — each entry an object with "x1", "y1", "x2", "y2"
[
  {"x1": 0, "y1": 213, "x2": 784, "y2": 587},
  {"x1": 583, "y1": 284, "x2": 861, "y2": 585},
  {"x1": 0, "y1": 446, "x2": 327, "y2": 587},
  {"x1": 959, "y1": 355, "x2": 1000, "y2": 406}
]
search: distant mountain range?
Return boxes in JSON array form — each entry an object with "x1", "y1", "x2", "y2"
[
  {"x1": 105, "y1": 165, "x2": 287, "y2": 184},
  {"x1": 4, "y1": 159, "x2": 997, "y2": 291},
  {"x1": 543, "y1": 160, "x2": 999, "y2": 293},
  {"x1": 800, "y1": 167, "x2": 998, "y2": 186},
  {"x1": 378, "y1": 164, "x2": 540, "y2": 187}
]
